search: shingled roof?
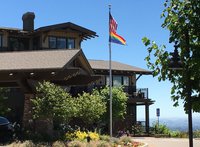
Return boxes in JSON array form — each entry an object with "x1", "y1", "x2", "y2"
[
  {"x1": 88, "y1": 60, "x2": 152, "y2": 75},
  {"x1": 0, "y1": 49, "x2": 83, "y2": 71}
]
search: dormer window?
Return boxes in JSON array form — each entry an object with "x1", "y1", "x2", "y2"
[
  {"x1": 0, "y1": 34, "x2": 2, "y2": 48},
  {"x1": 9, "y1": 37, "x2": 29, "y2": 51},
  {"x1": 57, "y1": 38, "x2": 66, "y2": 49},
  {"x1": 49, "y1": 37, "x2": 56, "y2": 48},
  {"x1": 49, "y1": 36, "x2": 75, "y2": 49},
  {"x1": 68, "y1": 38, "x2": 75, "y2": 49}
]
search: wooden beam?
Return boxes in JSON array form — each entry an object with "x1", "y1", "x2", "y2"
[
  {"x1": 0, "y1": 82, "x2": 19, "y2": 87},
  {"x1": 17, "y1": 79, "x2": 33, "y2": 93}
]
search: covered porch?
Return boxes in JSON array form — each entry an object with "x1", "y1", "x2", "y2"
[{"x1": 0, "y1": 49, "x2": 100, "y2": 128}]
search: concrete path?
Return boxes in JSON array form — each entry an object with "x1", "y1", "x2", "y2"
[{"x1": 133, "y1": 137, "x2": 200, "y2": 147}]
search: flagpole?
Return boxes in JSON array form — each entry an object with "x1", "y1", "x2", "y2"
[{"x1": 109, "y1": 4, "x2": 113, "y2": 138}]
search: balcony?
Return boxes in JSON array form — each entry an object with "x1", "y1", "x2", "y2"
[
  {"x1": 134, "y1": 88, "x2": 149, "y2": 99},
  {"x1": 124, "y1": 86, "x2": 149, "y2": 99},
  {"x1": 70, "y1": 85, "x2": 149, "y2": 100}
]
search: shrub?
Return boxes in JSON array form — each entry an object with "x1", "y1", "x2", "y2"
[
  {"x1": 179, "y1": 132, "x2": 188, "y2": 138},
  {"x1": 99, "y1": 135, "x2": 110, "y2": 142},
  {"x1": 65, "y1": 130, "x2": 100, "y2": 142},
  {"x1": 97, "y1": 141, "x2": 111, "y2": 147},
  {"x1": 75, "y1": 130, "x2": 88, "y2": 141},
  {"x1": 132, "y1": 124, "x2": 144, "y2": 135},
  {"x1": 119, "y1": 135, "x2": 132, "y2": 145},
  {"x1": 65, "y1": 131, "x2": 76, "y2": 141},
  {"x1": 194, "y1": 130, "x2": 200, "y2": 138},
  {"x1": 152, "y1": 122, "x2": 170, "y2": 135},
  {"x1": 22, "y1": 140, "x2": 35, "y2": 147},
  {"x1": 52, "y1": 141, "x2": 66, "y2": 147},
  {"x1": 8, "y1": 140, "x2": 35, "y2": 147},
  {"x1": 170, "y1": 131, "x2": 181, "y2": 138},
  {"x1": 67, "y1": 140, "x2": 86, "y2": 147},
  {"x1": 169, "y1": 131, "x2": 188, "y2": 138},
  {"x1": 111, "y1": 137, "x2": 120, "y2": 146},
  {"x1": 86, "y1": 141, "x2": 98, "y2": 147},
  {"x1": 88, "y1": 131, "x2": 99, "y2": 141}
]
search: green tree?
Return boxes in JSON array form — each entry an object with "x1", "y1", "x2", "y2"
[
  {"x1": 142, "y1": 0, "x2": 200, "y2": 112},
  {"x1": 31, "y1": 81, "x2": 77, "y2": 123},
  {"x1": 100, "y1": 86, "x2": 128, "y2": 122},
  {"x1": 0, "y1": 88, "x2": 11, "y2": 116},
  {"x1": 76, "y1": 89, "x2": 106, "y2": 125}
]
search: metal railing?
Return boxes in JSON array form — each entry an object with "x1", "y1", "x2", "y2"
[
  {"x1": 69, "y1": 85, "x2": 149, "y2": 99},
  {"x1": 123, "y1": 86, "x2": 149, "y2": 99},
  {"x1": 134, "y1": 88, "x2": 149, "y2": 99}
]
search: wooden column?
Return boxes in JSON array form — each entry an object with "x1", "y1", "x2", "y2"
[
  {"x1": 145, "y1": 104, "x2": 150, "y2": 134},
  {"x1": 133, "y1": 104, "x2": 137, "y2": 124}
]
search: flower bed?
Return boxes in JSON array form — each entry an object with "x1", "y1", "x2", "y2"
[
  {"x1": 4, "y1": 131, "x2": 147, "y2": 147},
  {"x1": 5, "y1": 139, "x2": 147, "y2": 147}
]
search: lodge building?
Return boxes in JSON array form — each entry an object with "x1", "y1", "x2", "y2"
[{"x1": 0, "y1": 12, "x2": 154, "y2": 134}]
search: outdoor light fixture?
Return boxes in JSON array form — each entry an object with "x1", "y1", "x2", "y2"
[
  {"x1": 168, "y1": 41, "x2": 183, "y2": 70},
  {"x1": 9, "y1": 73, "x2": 13, "y2": 76},
  {"x1": 30, "y1": 72, "x2": 34, "y2": 76},
  {"x1": 51, "y1": 71, "x2": 56, "y2": 75},
  {"x1": 168, "y1": 31, "x2": 193, "y2": 147}
]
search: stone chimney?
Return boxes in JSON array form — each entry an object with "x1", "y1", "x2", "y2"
[{"x1": 22, "y1": 12, "x2": 35, "y2": 31}]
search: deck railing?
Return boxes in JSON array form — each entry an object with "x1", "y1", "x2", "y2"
[
  {"x1": 124, "y1": 86, "x2": 149, "y2": 99},
  {"x1": 69, "y1": 85, "x2": 149, "y2": 99},
  {"x1": 135, "y1": 88, "x2": 149, "y2": 99}
]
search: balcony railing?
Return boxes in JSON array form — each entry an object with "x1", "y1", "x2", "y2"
[
  {"x1": 123, "y1": 86, "x2": 136, "y2": 95},
  {"x1": 124, "y1": 86, "x2": 149, "y2": 99},
  {"x1": 69, "y1": 85, "x2": 149, "y2": 99},
  {"x1": 135, "y1": 88, "x2": 149, "y2": 99}
]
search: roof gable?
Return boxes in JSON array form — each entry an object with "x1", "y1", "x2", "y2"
[
  {"x1": 0, "y1": 49, "x2": 92, "y2": 73},
  {"x1": 35, "y1": 22, "x2": 98, "y2": 40}
]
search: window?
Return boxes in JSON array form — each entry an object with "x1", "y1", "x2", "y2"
[
  {"x1": 9, "y1": 37, "x2": 29, "y2": 51},
  {"x1": 106, "y1": 76, "x2": 110, "y2": 85},
  {"x1": 106, "y1": 75, "x2": 129, "y2": 86},
  {"x1": 113, "y1": 76, "x2": 122, "y2": 86},
  {"x1": 57, "y1": 37, "x2": 66, "y2": 49},
  {"x1": 0, "y1": 34, "x2": 2, "y2": 47},
  {"x1": 68, "y1": 38, "x2": 75, "y2": 49},
  {"x1": 49, "y1": 37, "x2": 56, "y2": 49},
  {"x1": 123, "y1": 76, "x2": 129, "y2": 86},
  {"x1": 49, "y1": 36, "x2": 75, "y2": 49},
  {"x1": 9, "y1": 38, "x2": 19, "y2": 51}
]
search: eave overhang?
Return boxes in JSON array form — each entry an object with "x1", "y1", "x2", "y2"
[
  {"x1": 128, "y1": 98, "x2": 155, "y2": 105},
  {"x1": 34, "y1": 22, "x2": 98, "y2": 40},
  {"x1": 0, "y1": 49, "x2": 100, "y2": 90},
  {"x1": 89, "y1": 60, "x2": 152, "y2": 75}
]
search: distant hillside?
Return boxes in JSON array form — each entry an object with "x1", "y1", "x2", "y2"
[{"x1": 150, "y1": 117, "x2": 200, "y2": 131}]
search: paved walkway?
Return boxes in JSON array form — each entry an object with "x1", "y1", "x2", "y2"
[{"x1": 133, "y1": 137, "x2": 200, "y2": 147}]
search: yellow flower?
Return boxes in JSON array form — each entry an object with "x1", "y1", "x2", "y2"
[
  {"x1": 88, "y1": 131, "x2": 99, "y2": 140},
  {"x1": 75, "y1": 130, "x2": 87, "y2": 141}
]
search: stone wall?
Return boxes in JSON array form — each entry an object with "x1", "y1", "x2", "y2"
[{"x1": 23, "y1": 93, "x2": 34, "y2": 129}]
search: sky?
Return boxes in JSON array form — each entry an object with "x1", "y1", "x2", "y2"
[{"x1": 0, "y1": 0, "x2": 199, "y2": 121}]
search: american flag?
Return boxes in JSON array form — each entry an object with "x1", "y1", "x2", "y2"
[{"x1": 109, "y1": 13, "x2": 118, "y2": 33}]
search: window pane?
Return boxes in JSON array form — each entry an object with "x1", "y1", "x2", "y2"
[
  {"x1": 0, "y1": 35, "x2": 2, "y2": 47},
  {"x1": 113, "y1": 76, "x2": 122, "y2": 86},
  {"x1": 49, "y1": 37, "x2": 56, "y2": 48},
  {"x1": 106, "y1": 76, "x2": 110, "y2": 85},
  {"x1": 57, "y1": 38, "x2": 66, "y2": 49},
  {"x1": 68, "y1": 38, "x2": 75, "y2": 49},
  {"x1": 9, "y1": 37, "x2": 19, "y2": 51},
  {"x1": 123, "y1": 76, "x2": 129, "y2": 86}
]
